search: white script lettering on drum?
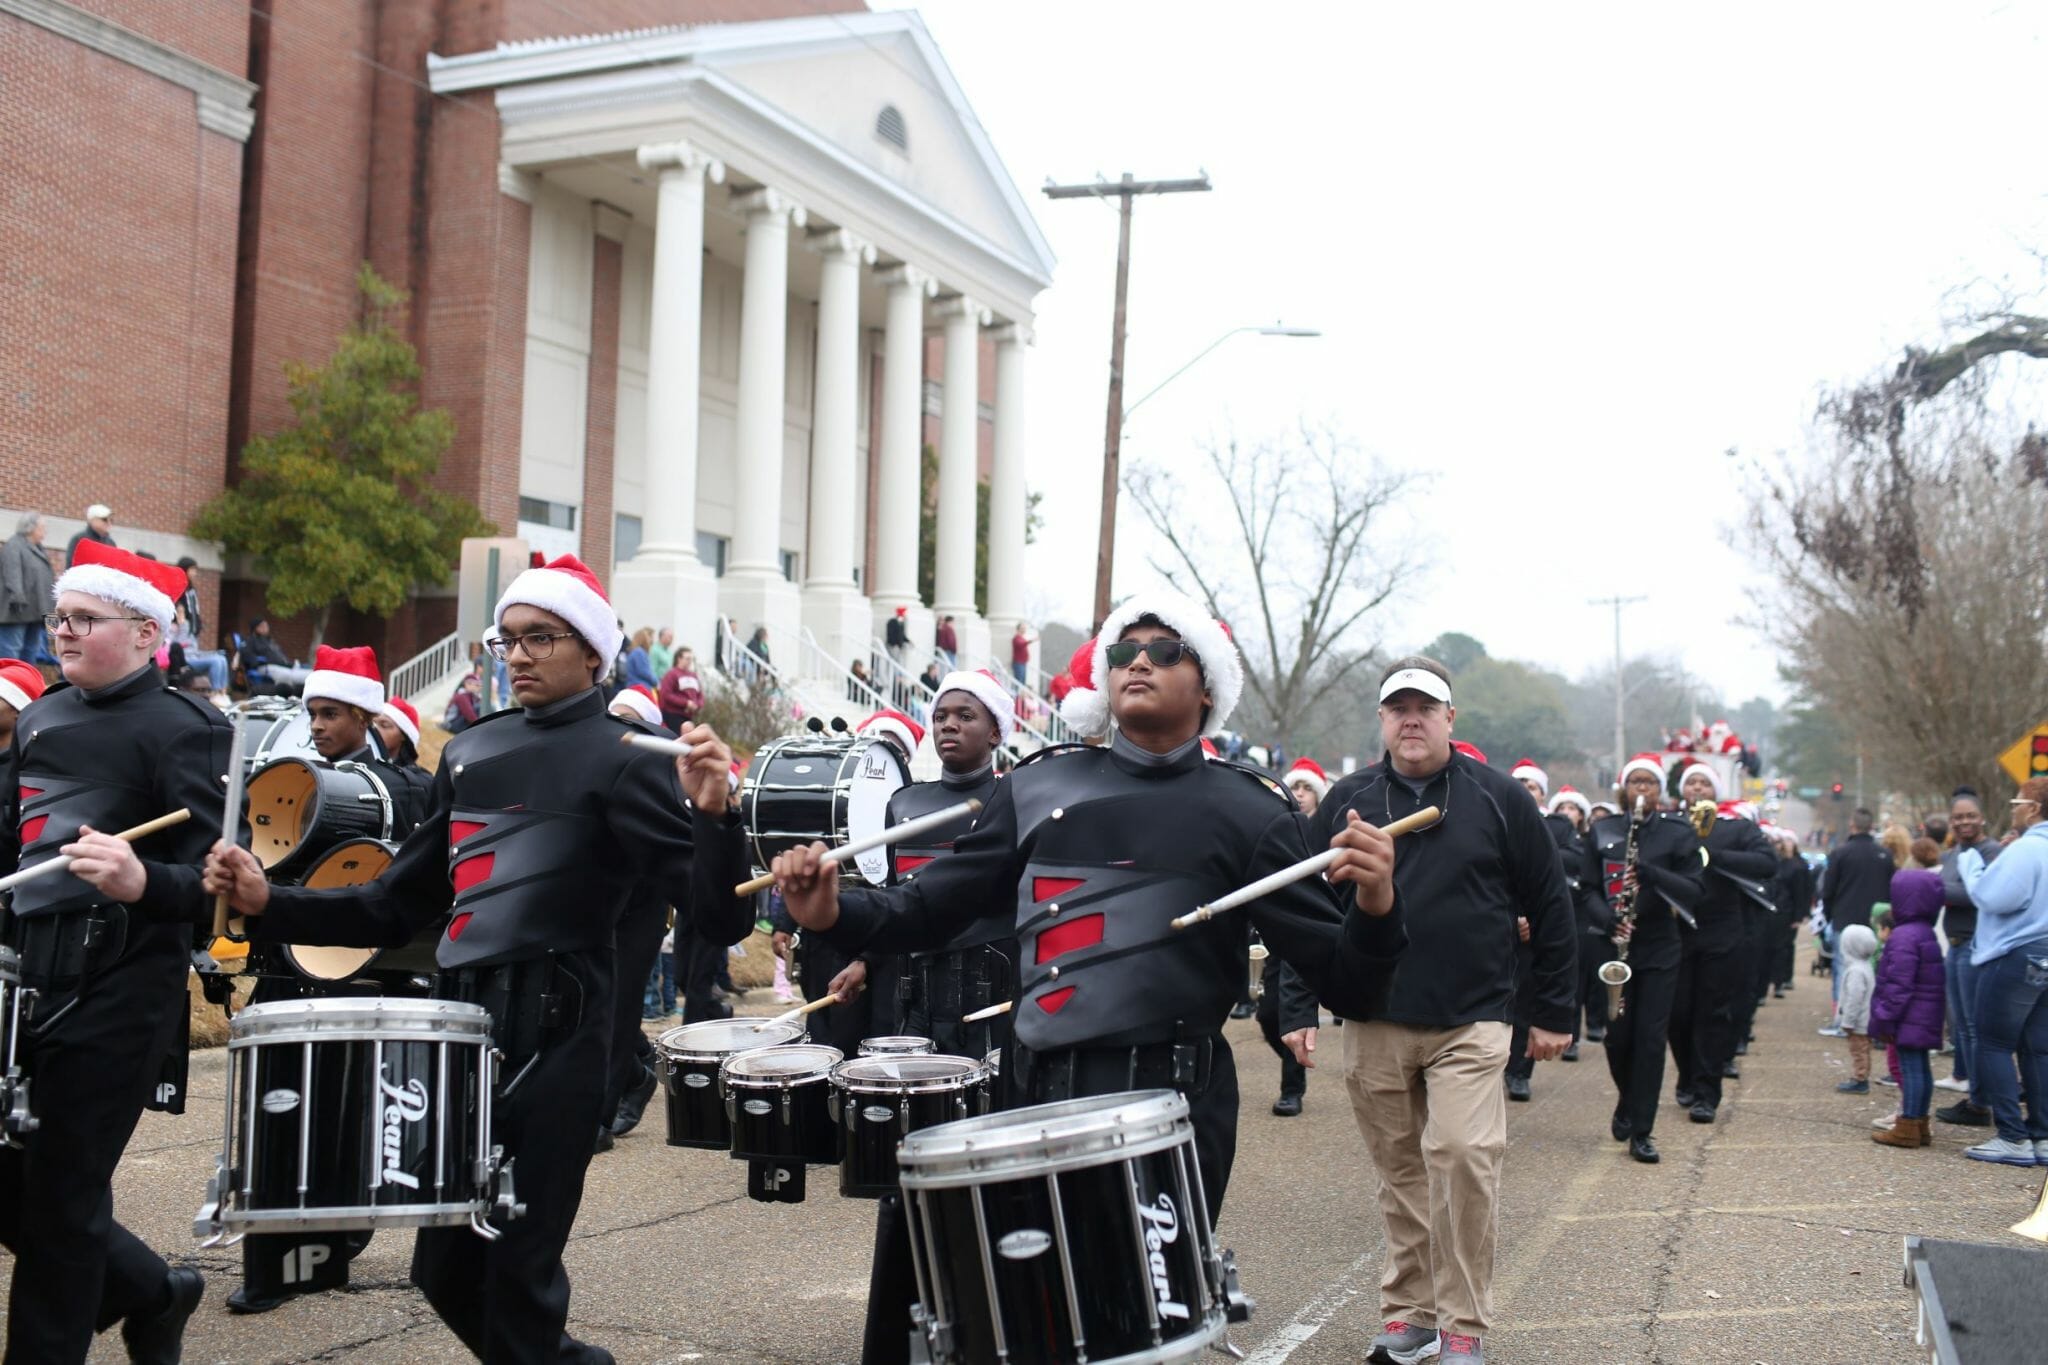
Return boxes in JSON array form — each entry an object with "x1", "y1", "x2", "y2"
[
  {"x1": 1136, "y1": 1193, "x2": 1190, "y2": 1321},
  {"x1": 378, "y1": 1066, "x2": 431, "y2": 1190}
]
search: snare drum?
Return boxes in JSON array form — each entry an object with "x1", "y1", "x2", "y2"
[
  {"x1": 859, "y1": 1035, "x2": 935, "y2": 1057},
  {"x1": 972, "y1": 1046, "x2": 1003, "y2": 1116},
  {"x1": 279, "y1": 840, "x2": 441, "y2": 988},
  {"x1": 722, "y1": 1043, "x2": 843, "y2": 1166},
  {"x1": 656, "y1": 1018, "x2": 806, "y2": 1149},
  {"x1": 897, "y1": 1090, "x2": 1239, "y2": 1365},
  {"x1": 198, "y1": 998, "x2": 515, "y2": 1239},
  {"x1": 0, "y1": 947, "x2": 33, "y2": 1143},
  {"x1": 743, "y1": 735, "x2": 907, "y2": 886},
  {"x1": 245, "y1": 757, "x2": 395, "y2": 877},
  {"x1": 829, "y1": 1054, "x2": 982, "y2": 1198}
]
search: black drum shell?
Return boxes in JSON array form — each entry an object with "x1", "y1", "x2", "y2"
[
  {"x1": 662, "y1": 1055, "x2": 731, "y2": 1150},
  {"x1": 835, "y1": 1082, "x2": 975, "y2": 1199},
  {"x1": 725, "y1": 1074, "x2": 839, "y2": 1165},
  {"x1": 245, "y1": 758, "x2": 392, "y2": 877}
]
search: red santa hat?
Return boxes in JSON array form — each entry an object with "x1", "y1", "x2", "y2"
[
  {"x1": 1072, "y1": 588, "x2": 1244, "y2": 738},
  {"x1": 494, "y1": 554, "x2": 623, "y2": 669},
  {"x1": 1509, "y1": 757, "x2": 1549, "y2": 796},
  {"x1": 858, "y1": 708, "x2": 925, "y2": 758},
  {"x1": 612, "y1": 683, "x2": 662, "y2": 727},
  {"x1": 1619, "y1": 751, "x2": 1668, "y2": 788},
  {"x1": 934, "y1": 668, "x2": 1016, "y2": 745},
  {"x1": 0, "y1": 659, "x2": 46, "y2": 715},
  {"x1": 304, "y1": 644, "x2": 385, "y2": 714},
  {"x1": 1718, "y1": 799, "x2": 1758, "y2": 823},
  {"x1": 1718, "y1": 733, "x2": 1744, "y2": 755},
  {"x1": 53, "y1": 539, "x2": 185, "y2": 630},
  {"x1": 1678, "y1": 761, "x2": 1722, "y2": 798},
  {"x1": 1284, "y1": 757, "x2": 1330, "y2": 798},
  {"x1": 381, "y1": 697, "x2": 420, "y2": 747},
  {"x1": 1547, "y1": 785, "x2": 1592, "y2": 818},
  {"x1": 1055, "y1": 637, "x2": 1105, "y2": 737},
  {"x1": 1452, "y1": 739, "x2": 1489, "y2": 764}
]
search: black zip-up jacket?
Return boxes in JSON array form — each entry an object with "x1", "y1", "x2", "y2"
[
  {"x1": 1938, "y1": 837, "x2": 2001, "y2": 942},
  {"x1": 1586, "y1": 809, "x2": 1706, "y2": 973},
  {"x1": 1319, "y1": 749, "x2": 1577, "y2": 1034},
  {"x1": 1819, "y1": 832, "x2": 1893, "y2": 932},
  {"x1": 1693, "y1": 816, "x2": 1780, "y2": 949},
  {"x1": 1772, "y1": 852, "x2": 1813, "y2": 922}
]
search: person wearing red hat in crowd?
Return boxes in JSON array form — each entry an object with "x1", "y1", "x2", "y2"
[
  {"x1": 0, "y1": 541, "x2": 234, "y2": 1361},
  {"x1": 1665, "y1": 764, "x2": 1778, "y2": 1125},
  {"x1": 374, "y1": 697, "x2": 421, "y2": 767},
  {"x1": 1284, "y1": 757, "x2": 1330, "y2": 818},
  {"x1": 0, "y1": 657, "x2": 46, "y2": 755},
  {"x1": 205, "y1": 554, "x2": 751, "y2": 1365},
  {"x1": 1451, "y1": 738, "x2": 1488, "y2": 764},
  {"x1": 1499, "y1": 757, "x2": 1584, "y2": 1098},
  {"x1": 1545, "y1": 786, "x2": 1617, "y2": 1044},
  {"x1": 1589, "y1": 753, "x2": 1707, "y2": 1165},
  {"x1": 778, "y1": 588, "x2": 1406, "y2": 1365}
]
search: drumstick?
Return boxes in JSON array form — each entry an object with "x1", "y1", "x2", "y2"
[
  {"x1": 733, "y1": 798, "x2": 982, "y2": 897},
  {"x1": 0, "y1": 808, "x2": 194, "y2": 893},
  {"x1": 1168, "y1": 805, "x2": 1441, "y2": 931},
  {"x1": 212, "y1": 711, "x2": 250, "y2": 938},
  {"x1": 620, "y1": 733, "x2": 693, "y2": 759},
  {"x1": 751, "y1": 992, "x2": 841, "y2": 1032},
  {"x1": 962, "y1": 999, "x2": 1012, "y2": 1023}
]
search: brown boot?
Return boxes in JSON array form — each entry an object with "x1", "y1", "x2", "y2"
[
  {"x1": 1872, "y1": 1115, "x2": 1921, "y2": 1149},
  {"x1": 1916, "y1": 1116, "x2": 1933, "y2": 1147}
]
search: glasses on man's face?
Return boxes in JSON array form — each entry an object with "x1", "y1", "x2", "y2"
[
  {"x1": 1104, "y1": 639, "x2": 1199, "y2": 670},
  {"x1": 483, "y1": 631, "x2": 573, "y2": 661},
  {"x1": 43, "y1": 612, "x2": 148, "y2": 637}
]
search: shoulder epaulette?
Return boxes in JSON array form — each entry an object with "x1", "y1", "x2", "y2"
[
  {"x1": 162, "y1": 688, "x2": 229, "y2": 726},
  {"x1": 1012, "y1": 742, "x2": 1095, "y2": 769},
  {"x1": 1217, "y1": 759, "x2": 1294, "y2": 805}
]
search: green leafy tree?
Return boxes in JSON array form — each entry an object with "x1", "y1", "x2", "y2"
[
  {"x1": 1422, "y1": 631, "x2": 1489, "y2": 675},
  {"x1": 192, "y1": 265, "x2": 493, "y2": 646},
  {"x1": 1451, "y1": 654, "x2": 1578, "y2": 770},
  {"x1": 915, "y1": 442, "x2": 1043, "y2": 615}
]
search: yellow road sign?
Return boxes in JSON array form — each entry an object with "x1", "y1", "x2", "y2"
[{"x1": 1997, "y1": 724, "x2": 2048, "y2": 787}]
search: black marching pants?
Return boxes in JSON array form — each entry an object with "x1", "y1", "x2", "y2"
[
  {"x1": 0, "y1": 931, "x2": 185, "y2": 1364},
  {"x1": 1254, "y1": 957, "x2": 1307, "y2": 1098},
  {"x1": 1733, "y1": 905, "x2": 1773, "y2": 1045},
  {"x1": 1604, "y1": 959, "x2": 1679, "y2": 1139},
  {"x1": 603, "y1": 894, "x2": 667, "y2": 1120},
  {"x1": 794, "y1": 936, "x2": 872, "y2": 1056},
  {"x1": 1580, "y1": 932, "x2": 1613, "y2": 1035},
  {"x1": 679, "y1": 931, "x2": 724, "y2": 1024},
  {"x1": 1773, "y1": 912, "x2": 1800, "y2": 988},
  {"x1": 1668, "y1": 937, "x2": 1742, "y2": 1110}
]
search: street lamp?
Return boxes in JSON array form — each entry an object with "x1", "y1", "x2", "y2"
[{"x1": 1122, "y1": 324, "x2": 1323, "y2": 425}]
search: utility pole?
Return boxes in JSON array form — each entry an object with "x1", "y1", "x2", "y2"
[
  {"x1": 1044, "y1": 171, "x2": 1212, "y2": 625},
  {"x1": 1590, "y1": 594, "x2": 1647, "y2": 785}
]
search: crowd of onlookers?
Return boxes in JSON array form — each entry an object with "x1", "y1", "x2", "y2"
[{"x1": 1817, "y1": 784, "x2": 2048, "y2": 1164}]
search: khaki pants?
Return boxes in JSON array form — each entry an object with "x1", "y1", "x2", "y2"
[
  {"x1": 1847, "y1": 1030, "x2": 1871, "y2": 1081},
  {"x1": 1344, "y1": 1019, "x2": 1511, "y2": 1339}
]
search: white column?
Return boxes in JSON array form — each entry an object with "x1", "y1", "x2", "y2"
[
  {"x1": 719, "y1": 186, "x2": 806, "y2": 658},
  {"x1": 932, "y1": 294, "x2": 990, "y2": 667},
  {"x1": 988, "y1": 324, "x2": 1030, "y2": 678},
  {"x1": 871, "y1": 263, "x2": 935, "y2": 655},
  {"x1": 801, "y1": 228, "x2": 876, "y2": 668},
  {"x1": 612, "y1": 141, "x2": 723, "y2": 661}
]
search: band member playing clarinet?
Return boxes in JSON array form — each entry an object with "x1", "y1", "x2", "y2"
[
  {"x1": 1, "y1": 542, "x2": 229, "y2": 1362},
  {"x1": 206, "y1": 555, "x2": 751, "y2": 1365},
  {"x1": 1593, "y1": 754, "x2": 1706, "y2": 1164},
  {"x1": 773, "y1": 588, "x2": 1405, "y2": 1364}
]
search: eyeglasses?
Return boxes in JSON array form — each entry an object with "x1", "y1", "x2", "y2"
[
  {"x1": 483, "y1": 631, "x2": 575, "y2": 661},
  {"x1": 1104, "y1": 639, "x2": 1200, "y2": 670},
  {"x1": 43, "y1": 612, "x2": 148, "y2": 637}
]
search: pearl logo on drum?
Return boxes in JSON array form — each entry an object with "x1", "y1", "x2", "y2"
[
  {"x1": 1137, "y1": 1192, "x2": 1191, "y2": 1321},
  {"x1": 996, "y1": 1229, "x2": 1052, "y2": 1260},
  {"x1": 377, "y1": 1066, "x2": 430, "y2": 1190}
]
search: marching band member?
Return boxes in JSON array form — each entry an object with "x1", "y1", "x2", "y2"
[
  {"x1": 205, "y1": 555, "x2": 751, "y2": 1365},
  {"x1": 774, "y1": 588, "x2": 1404, "y2": 1213},
  {"x1": 1, "y1": 543, "x2": 227, "y2": 1363},
  {"x1": 1267, "y1": 757, "x2": 1335, "y2": 1115},
  {"x1": 1546, "y1": 786, "x2": 1613, "y2": 1044},
  {"x1": 1592, "y1": 754, "x2": 1705, "y2": 1163},
  {"x1": 0, "y1": 658, "x2": 43, "y2": 755},
  {"x1": 373, "y1": 696, "x2": 434, "y2": 819}
]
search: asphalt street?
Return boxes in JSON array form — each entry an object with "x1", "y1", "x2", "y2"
[{"x1": 41, "y1": 951, "x2": 2044, "y2": 1363}]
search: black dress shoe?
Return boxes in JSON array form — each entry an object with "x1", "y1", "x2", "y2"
[
  {"x1": 1721, "y1": 1062, "x2": 1741, "y2": 1079},
  {"x1": 1935, "y1": 1100, "x2": 1991, "y2": 1127},
  {"x1": 1229, "y1": 1002, "x2": 1257, "y2": 1020},
  {"x1": 1611, "y1": 1112, "x2": 1631, "y2": 1142},
  {"x1": 1629, "y1": 1135, "x2": 1660, "y2": 1164},
  {"x1": 1772, "y1": 985, "x2": 1786, "y2": 999},
  {"x1": 1505, "y1": 1074, "x2": 1531, "y2": 1102},
  {"x1": 1734, "y1": 1041, "x2": 1749, "y2": 1056},
  {"x1": 1560, "y1": 1042, "x2": 1580, "y2": 1062},
  {"x1": 1688, "y1": 1102, "x2": 1717, "y2": 1123},
  {"x1": 611, "y1": 1062, "x2": 659, "y2": 1136},
  {"x1": 1586, "y1": 1027, "x2": 1607, "y2": 1043},
  {"x1": 124, "y1": 1268, "x2": 204, "y2": 1365},
  {"x1": 1271, "y1": 1094, "x2": 1302, "y2": 1117},
  {"x1": 593, "y1": 1124, "x2": 614, "y2": 1154},
  {"x1": 1674, "y1": 1087, "x2": 1696, "y2": 1109}
]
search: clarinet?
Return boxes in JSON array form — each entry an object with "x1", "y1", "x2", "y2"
[{"x1": 1598, "y1": 796, "x2": 1646, "y2": 1018}]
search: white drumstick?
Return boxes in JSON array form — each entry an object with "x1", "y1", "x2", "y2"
[
  {"x1": 620, "y1": 733, "x2": 693, "y2": 758},
  {"x1": 751, "y1": 992, "x2": 840, "y2": 1032},
  {"x1": 1169, "y1": 805, "x2": 1440, "y2": 930},
  {"x1": 962, "y1": 999, "x2": 1012, "y2": 1023},
  {"x1": 0, "y1": 808, "x2": 195, "y2": 893},
  {"x1": 735, "y1": 798, "x2": 982, "y2": 897}
]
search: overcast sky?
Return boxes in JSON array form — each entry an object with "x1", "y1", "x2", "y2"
[{"x1": 880, "y1": 0, "x2": 2046, "y2": 705}]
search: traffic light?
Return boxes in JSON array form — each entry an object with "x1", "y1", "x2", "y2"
[
  {"x1": 1831, "y1": 782, "x2": 1844, "y2": 801},
  {"x1": 2033, "y1": 733, "x2": 2048, "y2": 777}
]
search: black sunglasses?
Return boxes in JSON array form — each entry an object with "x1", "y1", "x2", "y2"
[{"x1": 1104, "y1": 639, "x2": 1200, "y2": 670}]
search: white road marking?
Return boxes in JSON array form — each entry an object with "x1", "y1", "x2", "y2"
[{"x1": 1240, "y1": 1248, "x2": 1378, "y2": 1365}]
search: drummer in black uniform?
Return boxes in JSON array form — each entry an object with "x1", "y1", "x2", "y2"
[
  {"x1": 206, "y1": 554, "x2": 752, "y2": 1365},
  {"x1": 373, "y1": 696, "x2": 433, "y2": 814},
  {"x1": 1591, "y1": 753, "x2": 1706, "y2": 1163},
  {"x1": 1, "y1": 541, "x2": 226, "y2": 1363},
  {"x1": 298, "y1": 644, "x2": 429, "y2": 836}
]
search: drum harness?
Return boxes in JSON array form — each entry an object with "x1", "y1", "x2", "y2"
[
  {"x1": 438, "y1": 953, "x2": 586, "y2": 1097},
  {"x1": 1011, "y1": 1025, "x2": 1217, "y2": 1104}
]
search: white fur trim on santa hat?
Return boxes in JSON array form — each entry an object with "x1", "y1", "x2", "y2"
[
  {"x1": 859, "y1": 712, "x2": 924, "y2": 759},
  {"x1": 612, "y1": 686, "x2": 662, "y2": 727},
  {"x1": 1678, "y1": 762, "x2": 1721, "y2": 798},
  {"x1": 380, "y1": 700, "x2": 420, "y2": 747},
  {"x1": 1547, "y1": 788, "x2": 1592, "y2": 817},
  {"x1": 1091, "y1": 588, "x2": 1244, "y2": 737},
  {"x1": 1509, "y1": 758, "x2": 1549, "y2": 795},
  {"x1": 494, "y1": 557, "x2": 624, "y2": 671},
  {"x1": 51, "y1": 563, "x2": 173, "y2": 630},
  {"x1": 0, "y1": 677, "x2": 32, "y2": 715},
  {"x1": 304, "y1": 647, "x2": 386, "y2": 715},
  {"x1": 935, "y1": 669, "x2": 1015, "y2": 744},
  {"x1": 1619, "y1": 753, "x2": 1667, "y2": 788},
  {"x1": 1057, "y1": 681, "x2": 1109, "y2": 739},
  {"x1": 1284, "y1": 759, "x2": 1330, "y2": 799}
]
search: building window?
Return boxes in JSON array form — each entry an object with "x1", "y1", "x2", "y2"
[
  {"x1": 696, "y1": 532, "x2": 728, "y2": 577},
  {"x1": 517, "y1": 496, "x2": 576, "y2": 531},
  {"x1": 875, "y1": 104, "x2": 908, "y2": 154},
  {"x1": 780, "y1": 550, "x2": 799, "y2": 583},
  {"x1": 614, "y1": 513, "x2": 642, "y2": 564}
]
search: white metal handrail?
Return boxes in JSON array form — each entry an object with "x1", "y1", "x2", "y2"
[
  {"x1": 973, "y1": 655, "x2": 1070, "y2": 748},
  {"x1": 798, "y1": 629, "x2": 891, "y2": 713},
  {"x1": 386, "y1": 631, "x2": 465, "y2": 702},
  {"x1": 717, "y1": 617, "x2": 788, "y2": 692},
  {"x1": 868, "y1": 637, "x2": 938, "y2": 718}
]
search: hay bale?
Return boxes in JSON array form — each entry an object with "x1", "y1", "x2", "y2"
[
  {"x1": 187, "y1": 972, "x2": 255, "y2": 1049},
  {"x1": 727, "y1": 929, "x2": 779, "y2": 989}
]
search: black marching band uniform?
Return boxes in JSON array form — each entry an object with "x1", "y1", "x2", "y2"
[
  {"x1": 1506, "y1": 804, "x2": 1596, "y2": 1088},
  {"x1": 2, "y1": 663, "x2": 231, "y2": 1361},
  {"x1": 1671, "y1": 810, "x2": 1777, "y2": 1116},
  {"x1": 242, "y1": 686, "x2": 751, "y2": 1363},
  {"x1": 599, "y1": 707, "x2": 683, "y2": 1146},
  {"x1": 1589, "y1": 806, "x2": 1705, "y2": 1148}
]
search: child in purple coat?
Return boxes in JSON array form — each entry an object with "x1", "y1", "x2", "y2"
[{"x1": 1871, "y1": 868, "x2": 1947, "y2": 1148}]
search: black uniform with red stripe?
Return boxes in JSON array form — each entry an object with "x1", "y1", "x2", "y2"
[
  {"x1": 1670, "y1": 815, "x2": 1777, "y2": 1112},
  {"x1": 246, "y1": 687, "x2": 751, "y2": 1365},
  {"x1": 0, "y1": 667, "x2": 232, "y2": 1363},
  {"x1": 1588, "y1": 810, "x2": 1705, "y2": 1140}
]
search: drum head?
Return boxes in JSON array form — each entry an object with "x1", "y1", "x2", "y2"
[
  {"x1": 897, "y1": 1088, "x2": 1189, "y2": 1186},
  {"x1": 246, "y1": 758, "x2": 321, "y2": 868},
  {"x1": 281, "y1": 839, "x2": 397, "y2": 980},
  {"x1": 228, "y1": 996, "x2": 492, "y2": 1043},
  {"x1": 248, "y1": 706, "x2": 316, "y2": 767},
  {"x1": 832, "y1": 1055, "x2": 983, "y2": 1092},
  {"x1": 722, "y1": 1043, "x2": 843, "y2": 1083},
  {"x1": 840, "y1": 737, "x2": 906, "y2": 885},
  {"x1": 659, "y1": 1018, "x2": 805, "y2": 1060},
  {"x1": 858, "y1": 1035, "x2": 935, "y2": 1056},
  {"x1": 745, "y1": 736, "x2": 906, "y2": 888}
]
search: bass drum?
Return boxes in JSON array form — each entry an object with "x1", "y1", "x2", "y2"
[
  {"x1": 245, "y1": 757, "x2": 395, "y2": 878},
  {"x1": 280, "y1": 839, "x2": 442, "y2": 990},
  {"x1": 743, "y1": 735, "x2": 907, "y2": 887},
  {"x1": 245, "y1": 704, "x2": 317, "y2": 772}
]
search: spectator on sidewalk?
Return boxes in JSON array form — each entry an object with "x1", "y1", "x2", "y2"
[
  {"x1": 649, "y1": 626, "x2": 675, "y2": 677},
  {"x1": 623, "y1": 627, "x2": 659, "y2": 690},
  {"x1": 1833, "y1": 924, "x2": 1878, "y2": 1094},
  {"x1": 1820, "y1": 809, "x2": 1893, "y2": 1022},
  {"x1": 443, "y1": 673, "x2": 484, "y2": 733},
  {"x1": 0, "y1": 514, "x2": 54, "y2": 662},
  {"x1": 239, "y1": 616, "x2": 312, "y2": 691},
  {"x1": 63, "y1": 503, "x2": 116, "y2": 565},
  {"x1": 1009, "y1": 621, "x2": 1033, "y2": 687},
  {"x1": 169, "y1": 603, "x2": 229, "y2": 700},
  {"x1": 1954, "y1": 775, "x2": 2048, "y2": 1167},
  {"x1": 658, "y1": 648, "x2": 704, "y2": 731},
  {"x1": 934, "y1": 614, "x2": 958, "y2": 667},
  {"x1": 1870, "y1": 868, "x2": 1946, "y2": 1149},
  {"x1": 1936, "y1": 789, "x2": 2002, "y2": 1129}
]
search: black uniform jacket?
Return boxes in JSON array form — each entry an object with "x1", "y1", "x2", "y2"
[
  {"x1": 1696, "y1": 815, "x2": 1780, "y2": 947},
  {"x1": 335, "y1": 740, "x2": 430, "y2": 844},
  {"x1": 887, "y1": 763, "x2": 1001, "y2": 943},
  {"x1": 1773, "y1": 852, "x2": 1814, "y2": 922},
  {"x1": 5, "y1": 666, "x2": 231, "y2": 924},
  {"x1": 1586, "y1": 809, "x2": 1706, "y2": 973},
  {"x1": 824, "y1": 733, "x2": 1407, "y2": 1050},
  {"x1": 251, "y1": 688, "x2": 751, "y2": 970},
  {"x1": 1320, "y1": 749, "x2": 1578, "y2": 1034}
]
